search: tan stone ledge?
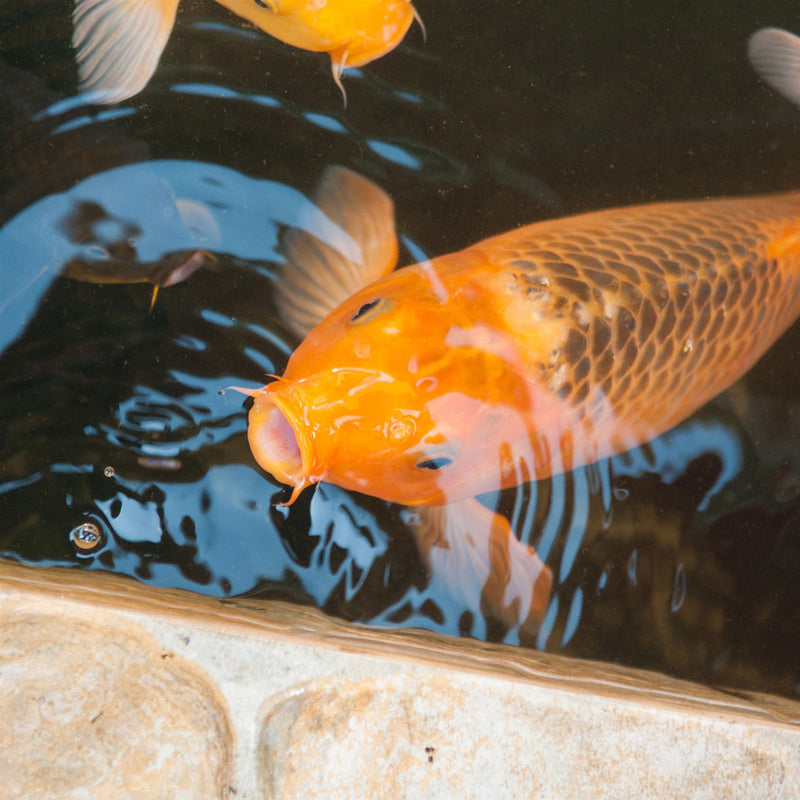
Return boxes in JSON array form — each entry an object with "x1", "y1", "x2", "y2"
[{"x1": 2, "y1": 559, "x2": 799, "y2": 799}]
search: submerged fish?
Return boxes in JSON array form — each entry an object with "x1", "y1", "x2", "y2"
[
  {"x1": 0, "y1": 61, "x2": 214, "y2": 354},
  {"x1": 73, "y1": 0, "x2": 419, "y2": 104},
  {"x1": 238, "y1": 31, "x2": 800, "y2": 632}
]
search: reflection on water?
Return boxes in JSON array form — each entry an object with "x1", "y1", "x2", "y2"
[{"x1": 3, "y1": 0, "x2": 800, "y2": 698}]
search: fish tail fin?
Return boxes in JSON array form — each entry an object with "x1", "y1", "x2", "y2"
[
  {"x1": 277, "y1": 167, "x2": 399, "y2": 339},
  {"x1": 748, "y1": 27, "x2": 800, "y2": 108},
  {"x1": 407, "y1": 499, "x2": 553, "y2": 635},
  {"x1": 73, "y1": 0, "x2": 180, "y2": 104}
]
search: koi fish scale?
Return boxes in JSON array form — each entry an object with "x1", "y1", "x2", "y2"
[{"x1": 477, "y1": 193, "x2": 800, "y2": 461}]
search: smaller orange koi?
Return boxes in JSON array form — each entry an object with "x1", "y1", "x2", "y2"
[{"x1": 72, "y1": 0, "x2": 420, "y2": 104}]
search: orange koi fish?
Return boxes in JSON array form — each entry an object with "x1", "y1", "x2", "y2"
[
  {"x1": 239, "y1": 31, "x2": 800, "y2": 631},
  {"x1": 72, "y1": 0, "x2": 418, "y2": 104}
]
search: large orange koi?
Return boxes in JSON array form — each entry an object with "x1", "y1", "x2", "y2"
[
  {"x1": 240, "y1": 29, "x2": 800, "y2": 631},
  {"x1": 72, "y1": 0, "x2": 418, "y2": 103}
]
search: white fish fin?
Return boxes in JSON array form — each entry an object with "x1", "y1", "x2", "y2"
[
  {"x1": 158, "y1": 250, "x2": 206, "y2": 287},
  {"x1": 174, "y1": 197, "x2": 221, "y2": 247},
  {"x1": 73, "y1": 0, "x2": 180, "y2": 104},
  {"x1": 407, "y1": 499, "x2": 553, "y2": 634},
  {"x1": 277, "y1": 166, "x2": 398, "y2": 339},
  {"x1": 748, "y1": 27, "x2": 800, "y2": 108}
]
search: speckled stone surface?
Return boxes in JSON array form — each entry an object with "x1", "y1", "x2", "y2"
[
  {"x1": 1, "y1": 598, "x2": 233, "y2": 800},
  {"x1": 1, "y1": 560, "x2": 799, "y2": 799},
  {"x1": 256, "y1": 673, "x2": 793, "y2": 799}
]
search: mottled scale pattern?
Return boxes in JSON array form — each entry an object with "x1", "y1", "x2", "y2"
[{"x1": 473, "y1": 192, "x2": 800, "y2": 462}]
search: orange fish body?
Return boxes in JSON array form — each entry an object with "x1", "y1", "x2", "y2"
[
  {"x1": 218, "y1": 0, "x2": 415, "y2": 71},
  {"x1": 241, "y1": 169, "x2": 800, "y2": 632},
  {"x1": 72, "y1": 0, "x2": 417, "y2": 103},
  {"x1": 250, "y1": 186, "x2": 800, "y2": 507},
  {"x1": 241, "y1": 29, "x2": 800, "y2": 632}
]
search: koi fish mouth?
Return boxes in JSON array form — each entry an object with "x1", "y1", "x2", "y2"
[{"x1": 247, "y1": 390, "x2": 313, "y2": 503}]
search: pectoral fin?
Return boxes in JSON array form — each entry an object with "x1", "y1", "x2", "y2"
[
  {"x1": 277, "y1": 166, "x2": 398, "y2": 338},
  {"x1": 73, "y1": 0, "x2": 180, "y2": 103},
  {"x1": 407, "y1": 498, "x2": 552, "y2": 633},
  {"x1": 748, "y1": 28, "x2": 800, "y2": 108}
]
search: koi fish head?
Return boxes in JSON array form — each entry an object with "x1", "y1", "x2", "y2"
[
  {"x1": 248, "y1": 262, "x2": 535, "y2": 506},
  {"x1": 325, "y1": 0, "x2": 417, "y2": 70}
]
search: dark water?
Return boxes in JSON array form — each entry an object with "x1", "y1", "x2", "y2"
[{"x1": 2, "y1": 0, "x2": 800, "y2": 697}]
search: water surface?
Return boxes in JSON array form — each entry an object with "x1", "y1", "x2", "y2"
[{"x1": 2, "y1": 0, "x2": 800, "y2": 698}]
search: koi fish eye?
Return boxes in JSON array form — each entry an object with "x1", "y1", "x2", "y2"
[
  {"x1": 415, "y1": 455, "x2": 454, "y2": 471},
  {"x1": 350, "y1": 298, "x2": 392, "y2": 324}
]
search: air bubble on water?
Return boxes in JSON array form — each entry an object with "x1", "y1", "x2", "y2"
[
  {"x1": 69, "y1": 522, "x2": 105, "y2": 552},
  {"x1": 218, "y1": 388, "x2": 226, "y2": 396},
  {"x1": 613, "y1": 486, "x2": 629, "y2": 501},
  {"x1": 103, "y1": 466, "x2": 115, "y2": 478}
]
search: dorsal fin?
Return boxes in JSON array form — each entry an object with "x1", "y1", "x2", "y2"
[
  {"x1": 748, "y1": 27, "x2": 800, "y2": 108},
  {"x1": 73, "y1": 0, "x2": 180, "y2": 103},
  {"x1": 276, "y1": 166, "x2": 398, "y2": 339}
]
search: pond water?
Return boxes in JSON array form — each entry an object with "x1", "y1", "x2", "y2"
[{"x1": 2, "y1": 0, "x2": 800, "y2": 698}]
